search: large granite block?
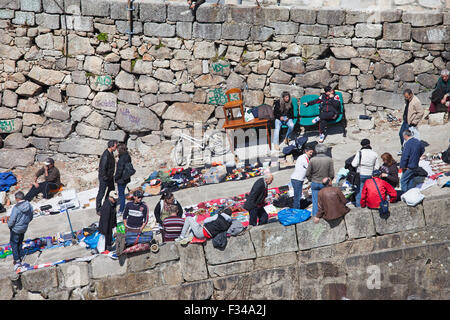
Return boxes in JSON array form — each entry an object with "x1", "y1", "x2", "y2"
[
  {"x1": 140, "y1": 0, "x2": 166, "y2": 22},
  {"x1": 296, "y1": 217, "x2": 347, "y2": 250},
  {"x1": 371, "y1": 203, "x2": 426, "y2": 235},
  {"x1": 204, "y1": 232, "x2": 256, "y2": 265},
  {"x1": 178, "y1": 243, "x2": 208, "y2": 282},
  {"x1": 344, "y1": 208, "x2": 376, "y2": 239},
  {"x1": 250, "y1": 223, "x2": 298, "y2": 257},
  {"x1": 422, "y1": 195, "x2": 450, "y2": 227}
]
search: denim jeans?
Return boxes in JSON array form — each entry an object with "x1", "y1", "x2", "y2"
[
  {"x1": 117, "y1": 183, "x2": 127, "y2": 213},
  {"x1": 401, "y1": 168, "x2": 417, "y2": 192},
  {"x1": 311, "y1": 182, "x2": 325, "y2": 216},
  {"x1": 355, "y1": 175, "x2": 372, "y2": 208},
  {"x1": 399, "y1": 121, "x2": 409, "y2": 148},
  {"x1": 9, "y1": 231, "x2": 24, "y2": 263},
  {"x1": 291, "y1": 179, "x2": 304, "y2": 209},
  {"x1": 273, "y1": 118, "x2": 294, "y2": 146}
]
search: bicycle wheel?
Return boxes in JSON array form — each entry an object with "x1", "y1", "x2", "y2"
[
  {"x1": 207, "y1": 130, "x2": 231, "y2": 156},
  {"x1": 172, "y1": 138, "x2": 185, "y2": 166}
]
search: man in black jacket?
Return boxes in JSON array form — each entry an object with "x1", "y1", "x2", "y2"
[
  {"x1": 97, "y1": 190, "x2": 118, "y2": 252},
  {"x1": 96, "y1": 140, "x2": 118, "y2": 215},
  {"x1": 243, "y1": 171, "x2": 273, "y2": 226}
]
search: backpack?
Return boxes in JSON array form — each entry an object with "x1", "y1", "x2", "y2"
[
  {"x1": 257, "y1": 104, "x2": 274, "y2": 120},
  {"x1": 122, "y1": 162, "x2": 136, "y2": 181}
]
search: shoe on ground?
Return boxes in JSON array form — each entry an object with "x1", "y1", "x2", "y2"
[
  {"x1": 312, "y1": 116, "x2": 320, "y2": 124},
  {"x1": 319, "y1": 134, "x2": 325, "y2": 143},
  {"x1": 13, "y1": 262, "x2": 21, "y2": 271},
  {"x1": 179, "y1": 235, "x2": 193, "y2": 245},
  {"x1": 174, "y1": 236, "x2": 183, "y2": 242}
]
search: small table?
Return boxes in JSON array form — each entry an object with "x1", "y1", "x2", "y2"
[{"x1": 222, "y1": 118, "x2": 272, "y2": 151}]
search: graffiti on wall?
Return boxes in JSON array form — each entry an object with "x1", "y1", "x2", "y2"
[
  {"x1": 0, "y1": 120, "x2": 15, "y2": 133},
  {"x1": 211, "y1": 61, "x2": 230, "y2": 75},
  {"x1": 119, "y1": 108, "x2": 140, "y2": 125},
  {"x1": 95, "y1": 75, "x2": 113, "y2": 86}
]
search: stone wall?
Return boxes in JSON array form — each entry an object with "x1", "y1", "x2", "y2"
[
  {"x1": 0, "y1": 193, "x2": 448, "y2": 300},
  {"x1": 0, "y1": 1, "x2": 449, "y2": 168}
]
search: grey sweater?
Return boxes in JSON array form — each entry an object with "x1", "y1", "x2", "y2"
[{"x1": 305, "y1": 154, "x2": 334, "y2": 184}]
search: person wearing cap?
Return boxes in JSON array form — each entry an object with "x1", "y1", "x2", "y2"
[
  {"x1": 243, "y1": 170, "x2": 273, "y2": 226},
  {"x1": 272, "y1": 91, "x2": 295, "y2": 150},
  {"x1": 303, "y1": 86, "x2": 341, "y2": 143},
  {"x1": 291, "y1": 145, "x2": 314, "y2": 209},
  {"x1": 122, "y1": 190, "x2": 149, "y2": 235},
  {"x1": 314, "y1": 177, "x2": 350, "y2": 224},
  {"x1": 24, "y1": 158, "x2": 61, "y2": 202},
  {"x1": 360, "y1": 170, "x2": 397, "y2": 209},
  {"x1": 351, "y1": 139, "x2": 380, "y2": 207},
  {"x1": 97, "y1": 190, "x2": 118, "y2": 252}
]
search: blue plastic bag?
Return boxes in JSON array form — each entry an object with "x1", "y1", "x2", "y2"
[
  {"x1": 277, "y1": 208, "x2": 311, "y2": 226},
  {"x1": 83, "y1": 231, "x2": 100, "y2": 249},
  {"x1": 0, "y1": 172, "x2": 17, "y2": 192}
]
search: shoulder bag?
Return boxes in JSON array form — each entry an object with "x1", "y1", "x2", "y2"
[{"x1": 372, "y1": 178, "x2": 389, "y2": 217}]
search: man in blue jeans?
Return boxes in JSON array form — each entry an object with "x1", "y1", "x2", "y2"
[
  {"x1": 8, "y1": 191, "x2": 33, "y2": 271},
  {"x1": 400, "y1": 130, "x2": 425, "y2": 192},
  {"x1": 305, "y1": 144, "x2": 334, "y2": 216}
]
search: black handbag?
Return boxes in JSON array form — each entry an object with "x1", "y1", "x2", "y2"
[
  {"x1": 346, "y1": 151, "x2": 361, "y2": 187},
  {"x1": 122, "y1": 162, "x2": 136, "y2": 181},
  {"x1": 372, "y1": 178, "x2": 389, "y2": 217}
]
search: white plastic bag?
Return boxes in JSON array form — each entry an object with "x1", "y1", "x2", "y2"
[
  {"x1": 244, "y1": 107, "x2": 255, "y2": 122},
  {"x1": 96, "y1": 234, "x2": 105, "y2": 253},
  {"x1": 401, "y1": 188, "x2": 424, "y2": 206}
]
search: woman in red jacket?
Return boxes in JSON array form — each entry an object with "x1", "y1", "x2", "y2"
[{"x1": 360, "y1": 170, "x2": 398, "y2": 209}]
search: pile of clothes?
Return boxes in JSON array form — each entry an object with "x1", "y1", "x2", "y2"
[{"x1": 138, "y1": 163, "x2": 268, "y2": 197}]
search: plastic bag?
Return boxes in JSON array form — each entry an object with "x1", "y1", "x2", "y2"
[
  {"x1": 277, "y1": 208, "x2": 311, "y2": 226},
  {"x1": 244, "y1": 107, "x2": 255, "y2": 122},
  {"x1": 400, "y1": 188, "x2": 424, "y2": 206},
  {"x1": 83, "y1": 231, "x2": 100, "y2": 249}
]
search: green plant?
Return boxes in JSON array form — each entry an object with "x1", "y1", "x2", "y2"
[
  {"x1": 97, "y1": 32, "x2": 108, "y2": 42},
  {"x1": 155, "y1": 39, "x2": 165, "y2": 50},
  {"x1": 85, "y1": 71, "x2": 95, "y2": 78}
]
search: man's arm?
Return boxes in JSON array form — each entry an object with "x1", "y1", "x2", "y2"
[
  {"x1": 7, "y1": 207, "x2": 18, "y2": 229},
  {"x1": 305, "y1": 161, "x2": 312, "y2": 180},
  {"x1": 328, "y1": 160, "x2": 335, "y2": 180},
  {"x1": 98, "y1": 152, "x2": 107, "y2": 179}
]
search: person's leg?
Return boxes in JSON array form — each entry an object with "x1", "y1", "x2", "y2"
[
  {"x1": 18, "y1": 233, "x2": 24, "y2": 262},
  {"x1": 103, "y1": 180, "x2": 114, "y2": 206},
  {"x1": 291, "y1": 179, "x2": 303, "y2": 209},
  {"x1": 180, "y1": 216, "x2": 204, "y2": 238},
  {"x1": 9, "y1": 231, "x2": 21, "y2": 263},
  {"x1": 285, "y1": 119, "x2": 294, "y2": 141},
  {"x1": 42, "y1": 182, "x2": 58, "y2": 199},
  {"x1": 356, "y1": 175, "x2": 371, "y2": 208},
  {"x1": 311, "y1": 182, "x2": 324, "y2": 216},
  {"x1": 429, "y1": 102, "x2": 437, "y2": 113},
  {"x1": 272, "y1": 119, "x2": 282, "y2": 146},
  {"x1": 117, "y1": 183, "x2": 126, "y2": 213},
  {"x1": 257, "y1": 207, "x2": 268, "y2": 225},
  {"x1": 105, "y1": 230, "x2": 113, "y2": 251},
  {"x1": 24, "y1": 182, "x2": 47, "y2": 202},
  {"x1": 400, "y1": 169, "x2": 415, "y2": 192},
  {"x1": 249, "y1": 207, "x2": 260, "y2": 226},
  {"x1": 398, "y1": 122, "x2": 409, "y2": 149},
  {"x1": 96, "y1": 179, "x2": 107, "y2": 213}
]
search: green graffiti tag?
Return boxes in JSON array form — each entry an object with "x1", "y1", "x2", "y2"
[
  {"x1": 208, "y1": 88, "x2": 228, "y2": 105},
  {"x1": 0, "y1": 120, "x2": 15, "y2": 133},
  {"x1": 211, "y1": 62, "x2": 230, "y2": 75},
  {"x1": 95, "y1": 75, "x2": 112, "y2": 86}
]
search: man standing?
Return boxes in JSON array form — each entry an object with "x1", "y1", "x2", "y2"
[
  {"x1": 398, "y1": 89, "x2": 424, "y2": 155},
  {"x1": 96, "y1": 140, "x2": 118, "y2": 215},
  {"x1": 8, "y1": 191, "x2": 33, "y2": 271},
  {"x1": 303, "y1": 86, "x2": 340, "y2": 143},
  {"x1": 122, "y1": 190, "x2": 149, "y2": 239},
  {"x1": 24, "y1": 158, "x2": 61, "y2": 202},
  {"x1": 98, "y1": 191, "x2": 118, "y2": 253},
  {"x1": 400, "y1": 130, "x2": 425, "y2": 192},
  {"x1": 429, "y1": 69, "x2": 450, "y2": 117},
  {"x1": 290, "y1": 146, "x2": 314, "y2": 209},
  {"x1": 243, "y1": 170, "x2": 273, "y2": 227},
  {"x1": 314, "y1": 178, "x2": 350, "y2": 224},
  {"x1": 305, "y1": 144, "x2": 334, "y2": 217}
]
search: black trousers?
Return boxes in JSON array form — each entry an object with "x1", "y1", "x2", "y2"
[
  {"x1": 24, "y1": 181, "x2": 58, "y2": 201},
  {"x1": 96, "y1": 178, "x2": 114, "y2": 212},
  {"x1": 319, "y1": 111, "x2": 337, "y2": 134},
  {"x1": 249, "y1": 207, "x2": 268, "y2": 226}
]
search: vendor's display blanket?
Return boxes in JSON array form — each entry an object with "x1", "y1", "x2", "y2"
[
  {"x1": 185, "y1": 186, "x2": 289, "y2": 244},
  {"x1": 139, "y1": 164, "x2": 268, "y2": 197}
]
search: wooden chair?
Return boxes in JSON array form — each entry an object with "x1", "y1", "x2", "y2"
[{"x1": 223, "y1": 88, "x2": 244, "y2": 121}]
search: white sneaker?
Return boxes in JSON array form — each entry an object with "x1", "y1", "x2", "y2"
[
  {"x1": 174, "y1": 236, "x2": 183, "y2": 242},
  {"x1": 319, "y1": 134, "x2": 325, "y2": 143},
  {"x1": 312, "y1": 116, "x2": 320, "y2": 124},
  {"x1": 179, "y1": 235, "x2": 193, "y2": 245}
]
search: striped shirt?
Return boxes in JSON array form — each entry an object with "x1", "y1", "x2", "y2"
[{"x1": 162, "y1": 216, "x2": 185, "y2": 242}]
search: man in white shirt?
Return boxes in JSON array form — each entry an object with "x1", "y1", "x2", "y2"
[
  {"x1": 291, "y1": 146, "x2": 314, "y2": 209},
  {"x1": 351, "y1": 139, "x2": 380, "y2": 207}
]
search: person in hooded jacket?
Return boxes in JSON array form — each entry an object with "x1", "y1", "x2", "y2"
[
  {"x1": 114, "y1": 143, "x2": 132, "y2": 214},
  {"x1": 8, "y1": 191, "x2": 33, "y2": 271},
  {"x1": 98, "y1": 191, "x2": 118, "y2": 252},
  {"x1": 272, "y1": 91, "x2": 295, "y2": 150}
]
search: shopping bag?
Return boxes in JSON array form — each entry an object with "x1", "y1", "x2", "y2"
[{"x1": 277, "y1": 208, "x2": 311, "y2": 226}]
